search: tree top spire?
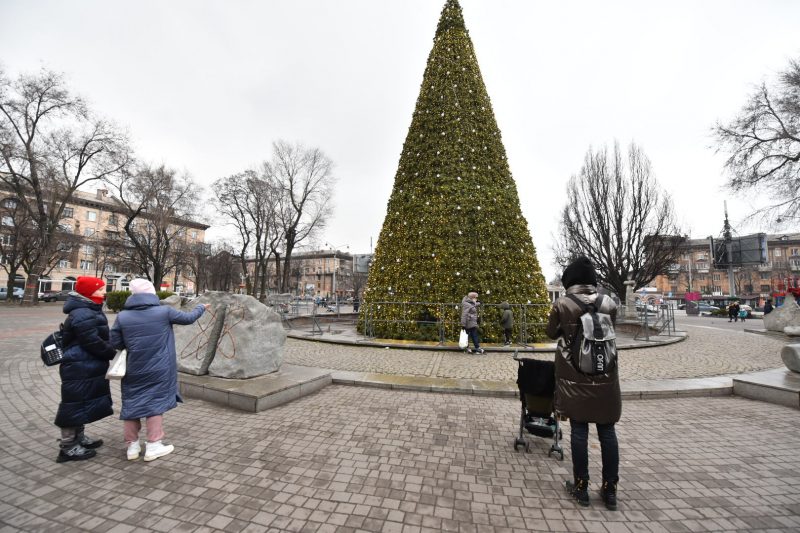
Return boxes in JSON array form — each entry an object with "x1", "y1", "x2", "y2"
[{"x1": 435, "y1": 0, "x2": 466, "y2": 37}]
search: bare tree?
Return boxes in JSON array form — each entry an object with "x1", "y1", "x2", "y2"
[
  {"x1": 0, "y1": 68, "x2": 130, "y2": 304},
  {"x1": 107, "y1": 164, "x2": 199, "y2": 289},
  {"x1": 267, "y1": 141, "x2": 334, "y2": 292},
  {"x1": 553, "y1": 142, "x2": 685, "y2": 301},
  {"x1": 212, "y1": 169, "x2": 282, "y2": 300},
  {"x1": 205, "y1": 242, "x2": 242, "y2": 292},
  {"x1": 714, "y1": 58, "x2": 800, "y2": 221},
  {"x1": 0, "y1": 195, "x2": 35, "y2": 303}
]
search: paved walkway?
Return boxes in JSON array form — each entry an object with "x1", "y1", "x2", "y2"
[
  {"x1": 1, "y1": 305, "x2": 799, "y2": 532},
  {"x1": 283, "y1": 325, "x2": 785, "y2": 382}
]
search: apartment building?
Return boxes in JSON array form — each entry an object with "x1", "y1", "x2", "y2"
[
  {"x1": 0, "y1": 187, "x2": 208, "y2": 294},
  {"x1": 245, "y1": 249, "x2": 363, "y2": 298},
  {"x1": 651, "y1": 234, "x2": 800, "y2": 307}
]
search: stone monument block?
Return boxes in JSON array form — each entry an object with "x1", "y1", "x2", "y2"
[
  {"x1": 207, "y1": 294, "x2": 286, "y2": 378},
  {"x1": 781, "y1": 344, "x2": 800, "y2": 373},
  {"x1": 172, "y1": 295, "x2": 226, "y2": 376},
  {"x1": 764, "y1": 293, "x2": 800, "y2": 333}
]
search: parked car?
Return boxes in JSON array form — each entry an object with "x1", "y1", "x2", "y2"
[
  {"x1": 39, "y1": 290, "x2": 59, "y2": 302},
  {"x1": 0, "y1": 287, "x2": 24, "y2": 300},
  {"x1": 635, "y1": 303, "x2": 658, "y2": 313},
  {"x1": 697, "y1": 303, "x2": 720, "y2": 315}
]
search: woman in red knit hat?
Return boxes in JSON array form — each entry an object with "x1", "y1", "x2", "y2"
[{"x1": 54, "y1": 276, "x2": 117, "y2": 462}]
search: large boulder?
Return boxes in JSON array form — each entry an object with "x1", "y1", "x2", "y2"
[
  {"x1": 171, "y1": 292, "x2": 286, "y2": 378},
  {"x1": 171, "y1": 294, "x2": 226, "y2": 376},
  {"x1": 781, "y1": 344, "x2": 800, "y2": 373},
  {"x1": 763, "y1": 293, "x2": 800, "y2": 333},
  {"x1": 207, "y1": 294, "x2": 286, "y2": 378}
]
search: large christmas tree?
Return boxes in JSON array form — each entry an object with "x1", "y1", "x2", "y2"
[{"x1": 361, "y1": 0, "x2": 549, "y2": 342}]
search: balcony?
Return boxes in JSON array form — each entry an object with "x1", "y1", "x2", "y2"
[
  {"x1": 667, "y1": 263, "x2": 681, "y2": 273},
  {"x1": 758, "y1": 263, "x2": 772, "y2": 271},
  {"x1": 695, "y1": 264, "x2": 709, "y2": 273},
  {"x1": 791, "y1": 263, "x2": 800, "y2": 272}
]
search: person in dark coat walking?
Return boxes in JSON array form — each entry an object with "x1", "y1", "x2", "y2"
[
  {"x1": 110, "y1": 279, "x2": 209, "y2": 462},
  {"x1": 460, "y1": 291, "x2": 483, "y2": 354},
  {"x1": 55, "y1": 276, "x2": 116, "y2": 463},
  {"x1": 764, "y1": 300, "x2": 774, "y2": 314},
  {"x1": 547, "y1": 257, "x2": 621, "y2": 510},
  {"x1": 500, "y1": 301, "x2": 514, "y2": 345}
]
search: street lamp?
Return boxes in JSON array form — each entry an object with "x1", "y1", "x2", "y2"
[{"x1": 325, "y1": 242, "x2": 349, "y2": 314}]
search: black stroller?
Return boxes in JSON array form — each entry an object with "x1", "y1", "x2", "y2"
[{"x1": 512, "y1": 352, "x2": 564, "y2": 460}]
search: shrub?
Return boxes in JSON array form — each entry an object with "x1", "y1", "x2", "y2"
[
  {"x1": 106, "y1": 291, "x2": 131, "y2": 312},
  {"x1": 105, "y1": 290, "x2": 175, "y2": 312}
]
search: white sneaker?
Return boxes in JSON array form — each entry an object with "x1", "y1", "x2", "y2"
[
  {"x1": 143, "y1": 440, "x2": 174, "y2": 462},
  {"x1": 127, "y1": 441, "x2": 141, "y2": 461}
]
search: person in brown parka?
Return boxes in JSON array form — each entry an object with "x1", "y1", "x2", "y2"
[{"x1": 547, "y1": 256, "x2": 620, "y2": 511}]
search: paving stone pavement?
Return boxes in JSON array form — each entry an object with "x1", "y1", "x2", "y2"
[
  {"x1": 1, "y1": 305, "x2": 800, "y2": 532},
  {"x1": 283, "y1": 325, "x2": 785, "y2": 382}
]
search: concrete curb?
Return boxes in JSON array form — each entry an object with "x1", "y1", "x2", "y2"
[{"x1": 325, "y1": 368, "x2": 735, "y2": 400}]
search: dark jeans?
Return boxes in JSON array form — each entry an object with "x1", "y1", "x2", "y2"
[
  {"x1": 466, "y1": 327, "x2": 480, "y2": 349},
  {"x1": 570, "y1": 421, "x2": 619, "y2": 483},
  {"x1": 504, "y1": 328, "x2": 512, "y2": 343}
]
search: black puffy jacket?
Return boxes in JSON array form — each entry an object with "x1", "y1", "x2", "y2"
[{"x1": 54, "y1": 294, "x2": 116, "y2": 428}]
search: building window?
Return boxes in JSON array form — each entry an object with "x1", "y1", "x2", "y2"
[
  {"x1": 700, "y1": 285, "x2": 709, "y2": 293},
  {"x1": 191, "y1": 230, "x2": 197, "y2": 239},
  {"x1": 3, "y1": 198, "x2": 18, "y2": 209},
  {"x1": 712, "y1": 285, "x2": 722, "y2": 293},
  {"x1": 62, "y1": 207, "x2": 74, "y2": 218},
  {"x1": 79, "y1": 260, "x2": 93, "y2": 270},
  {"x1": 58, "y1": 260, "x2": 70, "y2": 269},
  {"x1": 761, "y1": 284, "x2": 771, "y2": 292},
  {"x1": 59, "y1": 223, "x2": 73, "y2": 233},
  {"x1": 712, "y1": 274, "x2": 721, "y2": 281},
  {"x1": 82, "y1": 245, "x2": 95, "y2": 257},
  {"x1": 0, "y1": 234, "x2": 11, "y2": 246},
  {"x1": 87, "y1": 211, "x2": 97, "y2": 222},
  {"x1": 108, "y1": 214, "x2": 118, "y2": 226},
  {"x1": 1, "y1": 216, "x2": 13, "y2": 226},
  {"x1": 793, "y1": 248, "x2": 799, "y2": 256},
  {"x1": 696, "y1": 274, "x2": 706, "y2": 281},
  {"x1": 104, "y1": 264, "x2": 115, "y2": 273},
  {"x1": 84, "y1": 228, "x2": 95, "y2": 237},
  {"x1": 774, "y1": 249, "x2": 782, "y2": 257},
  {"x1": 760, "y1": 272, "x2": 770, "y2": 279},
  {"x1": 745, "y1": 284, "x2": 753, "y2": 293}
]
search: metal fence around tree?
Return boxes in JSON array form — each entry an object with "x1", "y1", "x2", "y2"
[{"x1": 359, "y1": 301, "x2": 551, "y2": 345}]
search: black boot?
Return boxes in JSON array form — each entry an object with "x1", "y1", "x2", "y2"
[
  {"x1": 565, "y1": 478, "x2": 589, "y2": 507},
  {"x1": 77, "y1": 431, "x2": 104, "y2": 449},
  {"x1": 600, "y1": 480, "x2": 617, "y2": 511},
  {"x1": 56, "y1": 440, "x2": 97, "y2": 463}
]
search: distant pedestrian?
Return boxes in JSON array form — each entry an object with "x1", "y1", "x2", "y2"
[
  {"x1": 728, "y1": 303, "x2": 737, "y2": 322},
  {"x1": 55, "y1": 276, "x2": 116, "y2": 463},
  {"x1": 764, "y1": 300, "x2": 774, "y2": 314},
  {"x1": 547, "y1": 256, "x2": 620, "y2": 511},
  {"x1": 461, "y1": 291, "x2": 484, "y2": 354},
  {"x1": 739, "y1": 308, "x2": 747, "y2": 322},
  {"x1": 110, "y1": 279, "x2": 209, "y2": 462},
  {"x1": 733, "y1": 302, "x2": 741, "y2": 322},
  {"x1": 353, "y1": 297, "x2": 360, "y2": 313},
  {"x1": 500, "y1": 302, "x2": 513, "y2": 345}
]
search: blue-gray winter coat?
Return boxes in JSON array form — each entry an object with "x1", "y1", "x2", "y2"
[
  {"x1": 110, "y1": 294, "x2": 205, "y2": 420},
  {"x1": 55, "y1": 294, "x2": 116, "y2": 428}
]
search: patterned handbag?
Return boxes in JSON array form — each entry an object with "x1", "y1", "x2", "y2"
[{"x1": 40, "y1": 325, "x2": 65, "y2": 366}]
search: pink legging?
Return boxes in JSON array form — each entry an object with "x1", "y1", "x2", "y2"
[{"x1": 123, "y1": 416, "x2": 164, "y2": 443}]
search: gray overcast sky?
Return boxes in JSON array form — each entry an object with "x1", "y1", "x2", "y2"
[{"x1": 2, "y1": 0, "x2": 799, "y2": 281}]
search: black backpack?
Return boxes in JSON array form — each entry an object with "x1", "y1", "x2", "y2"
[
  {"x1": 40, "y1": 323, "x2": 66, "y2": 366},
  {"x1": 566, "y1": 294, "x2": 617, "y2": 375}
]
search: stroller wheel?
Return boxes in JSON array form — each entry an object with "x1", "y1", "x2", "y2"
[{"x1": 513, "y1": 438, "x2": 525, "y2": 451}]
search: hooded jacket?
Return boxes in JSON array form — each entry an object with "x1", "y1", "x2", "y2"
[
  {"x1": 55, "y1": 294, "x2": 116, "y2": 427},
  {"x1": 110, "y1": 294, "x2": 205, "y2": 420},
  {"x1": 546, "y1": 284, "x2": 621, "y2": 424},
  {"x1": 461, "y1": 296, "x2": 478, "y2": 329},
  {"x1": 500, "y1": 302, "x2": 513, "y2": 329}
]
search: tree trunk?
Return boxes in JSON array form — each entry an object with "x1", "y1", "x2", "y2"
[{"x1": 5, "y1": 272, "x2": 19, "y2": 306}]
